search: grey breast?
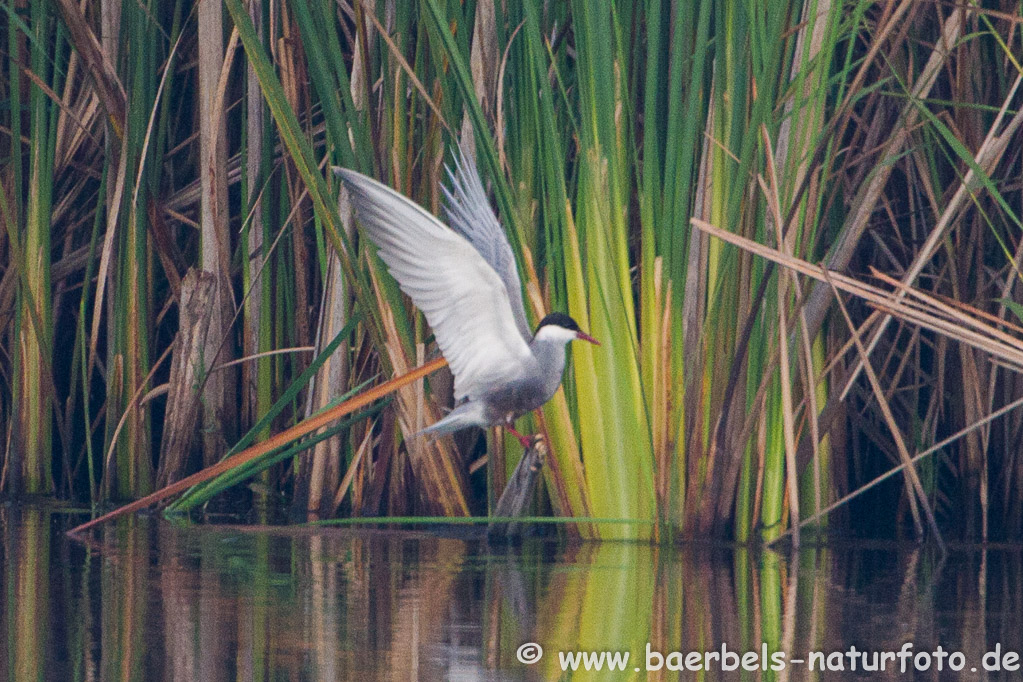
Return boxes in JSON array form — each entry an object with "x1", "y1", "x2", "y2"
[{"x1": 483, "y1": 340, "x2": 567, "y2": 423}]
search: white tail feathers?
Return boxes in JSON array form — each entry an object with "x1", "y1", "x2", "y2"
[{"x1": 415, "y1": 401, "x2": 487, "y2": 439}]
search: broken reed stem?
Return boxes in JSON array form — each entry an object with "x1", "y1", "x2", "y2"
[
  {"x1": 488, "y1": 438, "x2": 546, "y2": 541},
  {"x1": 66, "y1": 356, "x2": 449, "y2": 536}
]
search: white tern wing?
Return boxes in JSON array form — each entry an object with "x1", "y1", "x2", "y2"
[
  {"x1": 442, "y1": 148, "x2": 532, "y2": 340},
  {"x1": 335, "y1": 167, "x2": 533, "y2": 402}
]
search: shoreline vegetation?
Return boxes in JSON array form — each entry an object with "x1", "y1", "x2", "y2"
[{"x1": 2, "y1": 0, "x2": 1022, "y2": 543}]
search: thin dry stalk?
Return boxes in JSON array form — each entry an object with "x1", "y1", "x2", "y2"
[
  {"x1": 801, "y1": 1, "x2": 968, "y2": 337},
  {"x1": 67, "y1": 356, "x2": 449, "y2": 536},
  {"x1": 839, "y1": 74, "x2": 1023, "y2": 399},
  {"x1": 197, "y1": 0, "x2": 235, "y2": 466},
  {"x1": 691, "y1": 219, "x2": 1023, "y2": 369},
  {"x1": 822, "y1": 272, "x2": 942, "y2": 550}
]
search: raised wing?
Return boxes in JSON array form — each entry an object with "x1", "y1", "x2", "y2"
[
  {"x1": 442, "y1": 148, "x2": 532, "y2": 340},
  {"x1": 335, "y1": 167, "x2": 533, "y2": 402}
]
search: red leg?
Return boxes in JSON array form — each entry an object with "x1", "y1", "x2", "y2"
[{"x1": 504, "y1": 424, "x2": 535, "y2": 448}]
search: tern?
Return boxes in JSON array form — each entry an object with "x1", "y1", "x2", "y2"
[{"x1": 334, "y1": 150, "x2": 598, "y2": 447}]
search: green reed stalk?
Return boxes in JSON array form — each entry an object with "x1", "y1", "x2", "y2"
[
  {"x1": 241, "y1": 0, "x2": 273, "y2": 467},
  {"x1": 12, "y1": 0, "x2": 58, "y2": 494},
  {"x1": 77, "y1": 169, "x2": 107, "y2": 506},
  {"x1": 104, "y1": 0, "x2": 162, "y2": 499},
  {"x1": 571, "y1": 1, "x2": 657, "y2": 538}
]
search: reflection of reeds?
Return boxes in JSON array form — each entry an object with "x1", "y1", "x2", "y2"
[
  {"x1": 8, "y1": 508, "x2": 49, "y2": 680},
  {"x1": 99, "y1": 516, "x2": 149, "y2": 680},
  {"x1": 3, "y1": 1, "x2": 1023, "y2": 542},
  {"x1": 12, "y1": 512, "x2": 1023, "y2": 679}
]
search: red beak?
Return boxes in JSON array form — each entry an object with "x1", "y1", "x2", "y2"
[{"x1": 576, "y1": 331, "x2": 600, "y2": 346}]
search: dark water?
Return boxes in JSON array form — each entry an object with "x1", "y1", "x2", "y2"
[{"x1": 3, "y1": 503, "x2": 1023, "y2": 680}]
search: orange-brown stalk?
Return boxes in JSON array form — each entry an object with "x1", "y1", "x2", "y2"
[{"x1": 67, "y1": 356, "x2": 448, "y2": 536}]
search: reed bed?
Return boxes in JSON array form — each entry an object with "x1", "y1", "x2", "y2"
[{"x1": 1, "y1": 0, "x2": 1022, "y2": 542}]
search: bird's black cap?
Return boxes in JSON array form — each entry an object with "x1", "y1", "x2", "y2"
[{"x1": 535, "y1": 312, "x2": 581, "y2": 333}]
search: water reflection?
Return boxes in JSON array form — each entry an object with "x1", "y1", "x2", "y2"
[{"x1": 2, "y1": 504, "x2": 1022, "y2": 680}]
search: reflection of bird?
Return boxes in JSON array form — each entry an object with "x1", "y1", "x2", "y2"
[{"x1": 334, "y1": 150, "x2": 598, "y2": 447}]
